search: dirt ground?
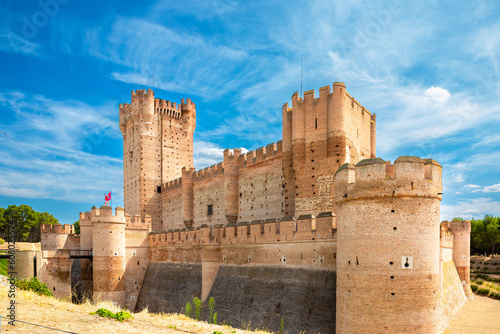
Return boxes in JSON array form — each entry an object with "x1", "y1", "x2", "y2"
[
  {"x1": 444, "y1": 295, "x2": 500, "y2": 334},
  {"x1": 0, "y1": 286, "x2": 271, "y2": 334}
]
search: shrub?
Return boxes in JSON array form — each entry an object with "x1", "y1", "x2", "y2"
[
  {"x1": 193, "y1": 297, "x2": 202, "y2": 321},
  {"x1": 478, "y1": 288, "x2": 490, "y2": 295},
  {"x1": 208, "y1": 297, "x2": 216, "y2": 324},
  {"x1": 476, "y1": 280, "x2": 484, "y2": 285},
  {"x1": 90, "y1": 308, "x2": 133, "y2": 322},
  {"x1": 0, "y1": 238, "x2": 5, "y2": 245},
  {"x1": 16, "y1": 277, "x2": 53, "y2": 297},
  {"x1": 471, "y1": 284, "x2": 478, "y2": 292},
  {"x1": 184, "y1": 302, "x2": 192, "y2": 318},
  {"x1": 471, "y1": 260, "x2": 475, "y2": 264}
]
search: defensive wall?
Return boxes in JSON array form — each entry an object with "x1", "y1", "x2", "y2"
[
  {"x1": 138, "y1": 213, "x2": 337, "y2": 333},
  {"x1": 161, "y1": 142, "x2": 285, "y2": 230}
]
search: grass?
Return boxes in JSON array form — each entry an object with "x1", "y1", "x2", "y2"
[
  {"x1": 0, "y1": 258, "x2": 8, "y2": 276},
  {"x1": 0, "y1": 286, "x2": 273, "y2": 334}
]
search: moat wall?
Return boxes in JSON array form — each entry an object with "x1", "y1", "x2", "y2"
[{"x1": 136, "y1": 262, "x2": 336, "y2": 334}]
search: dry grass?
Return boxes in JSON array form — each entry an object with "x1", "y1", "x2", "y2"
[{"x1": 0, "y1": 287, "x2": 273, "y2": 334}]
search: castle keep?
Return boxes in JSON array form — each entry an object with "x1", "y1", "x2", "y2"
[{"x1": 37, "y1": 83, "x2": 472, "y2": 333}]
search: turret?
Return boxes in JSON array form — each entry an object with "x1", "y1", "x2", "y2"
[
  {"x1": 224, "y1": 149, "x2": 242, "y2": 223},
  {"x1": 335, "y1": 156, "x2": 442, "y2": 333},
  {"x1": 91, "y1": 206, "x2": 126, "y2": 307},
  {"x1": 182, "y1": 166, "x2": 196, "y2": 228},
  {"x1": 181, "y1": 98, "x2": 196, "y2": 133},
  {"x1": 449, "y1": 219, "x2": 473, "y2": 298}
]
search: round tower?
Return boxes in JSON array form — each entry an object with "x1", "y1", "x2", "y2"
[
  {"x1": 181, "y1": 97, "x2": 196, "y2": 133},
  {"x1": 335, "y1": 156, "x2": 443, "y2": 333},
  {"x1": 91, "y1": 206, "x2": 126, "y2": 307},
  {"x1": 449, "y1": 219, "x2": 472, "y2": 298},
  {"x1": 41, "y1": 223, "x2": 74, "y2": 250}
]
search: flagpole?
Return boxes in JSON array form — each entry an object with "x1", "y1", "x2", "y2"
[{"x1": 111, "y1": 189, "x2": 113, "y2": 209}]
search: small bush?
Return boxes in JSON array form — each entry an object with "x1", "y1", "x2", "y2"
[
  {"x1": 208, "y1": 297, "x2": 216, "y2": 324},
  {"x1": 90, "y1": 308, "x2": 133, "y2": 322},
  {"x1": 0, "y1": 238, "x2": 5, "y2": 245},
  {"x1": 193, "y1": 297, "x2": 202, "y2": 321},
  {"x1": 471, "y1": 284, "x2": 478, "y2": 292},
  {"x1": 478, "y1": 288, "x2": 490, "y2": 295},
  {"x1": 184, "y1": 302, "x2": 192, "y2": 318},
  {"x1": 16, "y1": 277, "x2": 53, "y2": 297},
  {"x1": 476, "y1": 280, "x2": 484, "y2": 285},
  {"x1": 471, "y1": 260, "x2": 475, "y2": 264}
]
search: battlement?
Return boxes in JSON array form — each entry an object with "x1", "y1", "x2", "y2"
[
  {"x1": 131, "y1": 89, "x2": 154, "y2": 101},
  {"x1": 125, "y1": 213, "x2": 152, "y2": 229},
  {"x1": 288, "y1": 82, "x2": 372, "y2": 116},
  {"x1": 163, "y1": 177, "x2": 183, "y2": 191},
  {"x1": 237, "y1": 141, "x2": 282, "y2": 168},
  {"x1": 192, "y1": 162, "x2": 224, "y2": 182},
  {"x1": 440, "y1": 221, "x2": 454, "y2": 248},
  {"x1": 448, "y1": 219, "x2": 471, "y2": 233},
  {"x1": 41, "y1": 224, "x2": 75, "y2": 234},
  {"x1": 155, "y1": 98, "x2": 181, "y2": 118},
  {"x1": 88, "y1": 206, "x2": 126, "y2": 223},
  {"x1": 181, "y1": 98, "x2": 196, "y2": 112},
  {"x1": 335, "y1": 156, "x2": 442, "y2": 204},
  {"x1": 224, "y1": 148, "x2": 242, "y2": 162},
  {"x1": 149, "y1": 213, "x2": 335, "y2": 247}
]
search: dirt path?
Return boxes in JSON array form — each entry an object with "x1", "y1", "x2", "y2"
[{"x1": 445, "y1": 295, "x2": 500, "y2": 334}]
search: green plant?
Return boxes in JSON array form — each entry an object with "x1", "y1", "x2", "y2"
[
  {"x1": 168, "y1": 325, "x2": 177, "y2": 329},
  {"x1": 476, "y1": 280, "x2": 484, "y2": 285},
  {"x1": 213, "y1": 332, "x2": 223, "y2": 334},
  {"x1": 0, "y1": 238, "x2": 5, "y2": 245},
  {"x1": 213, "y1": 312, "x2": 218, "y2": 325},
  {"x1": 471, "y1": 284, "x2": 478, "y2": 292},
  {"x1": 478, "y1": 288, "x2": 490, "y2": 295},
  {"x1": 280, "y1": 318, "x2": 284, "y2": 334},
  {"x1": 90, "y1": 308, "x2": 133, "y2": 322},
  {"x1": 185, "y1": 302, "x2": 192, "y2": 318},
  {"x1": 193, "y1": 297, "x2": 202, "y2": 321},
  {"x1": 16, "y1": 277, "x2": 53, "y2": 297},
  {"x1": 208, "y1": 297, "x2": 216, "y2": 324}
]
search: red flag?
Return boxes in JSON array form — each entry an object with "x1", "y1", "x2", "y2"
[{"x1": 105, "y1": 191, "x2": 111, "y2": 204}]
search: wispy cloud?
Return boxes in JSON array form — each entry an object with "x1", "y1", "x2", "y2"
[{"x1": 0, "y1": 92, "x2": 123, "y2": 204}]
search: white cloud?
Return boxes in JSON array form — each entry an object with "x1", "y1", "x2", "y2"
[
  {"x1": 0, "y1": 92, "x2": 123, "y2": 205},
  {"x1": 464, "y1": 184, "x2": 481, "y2": 190},
  {"x1": 483, "y1": 183, "x2": 500, "y2": 193},
  {"x1": 441, "y1": 197, "x2": 500, "y2": 221},
  {"x1": 425, "y1": 86, "x2": 450, "y2": 102}
]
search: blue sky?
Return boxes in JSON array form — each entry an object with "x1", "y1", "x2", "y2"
[{"x1": 1, "y1": 0, "x2": 500, "y2": 223}]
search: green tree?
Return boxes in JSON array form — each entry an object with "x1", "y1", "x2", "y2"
[
  {"x1": 471, "y1": 215, "x2": 500, "y2": 257},
  {"x1": 0, "y1": 205, "x2": 58, "y2": 242},
  {"x1": 73, "y1": 220, "x2": 80, "y2": 234}
]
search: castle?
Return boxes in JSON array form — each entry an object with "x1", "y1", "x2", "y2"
[{"x1": 35, "y1": 82, "x2": 472, "y2": 333}]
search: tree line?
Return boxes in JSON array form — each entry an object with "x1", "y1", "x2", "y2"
[
  {"x1": 0, "y1": 204, "x2": 58, "y2": 242},
  {"x1": 455, "y1": 215, "x2": 500, "y2": 256}
]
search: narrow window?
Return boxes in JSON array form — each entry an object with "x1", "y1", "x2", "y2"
[
  {"x1": 207, "y1": 204, "x2": 213, "y2": 216},
  {"x1": 315, "y1": 118, "x2": 318, "y2": 129}
]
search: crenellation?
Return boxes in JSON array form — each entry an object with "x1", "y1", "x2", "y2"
[{"x1": 336, "y1": 157, "x2": 443, "y2": 204}]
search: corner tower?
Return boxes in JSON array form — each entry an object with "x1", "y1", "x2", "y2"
[
  {"x1": 449, "y1": 219, "x2": 472, "y2": 298},
  {"x1": 335, "y1": 157, "x2": 442, "y2": 333},
  {"x1": 120, "y1": 89, "x2": 196, "y2": 231},
  {"x1": 91, "y1": 206, "x2": 126, "y2": 307},
  {"x1": 282, "y1": 82, "x2": 376, "y2": 217}
]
